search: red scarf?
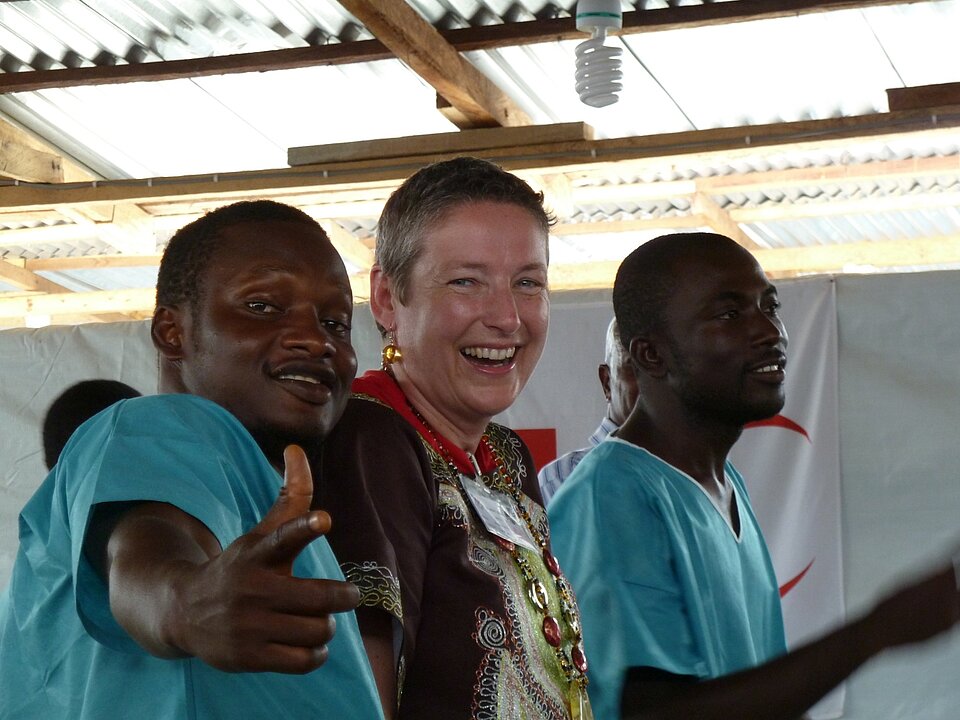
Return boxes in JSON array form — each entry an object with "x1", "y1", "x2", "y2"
[{"x1": 352, "y1": 370, "x2": 498, "y2": 475}]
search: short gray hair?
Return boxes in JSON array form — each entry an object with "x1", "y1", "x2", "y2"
[{"x1": 376, "y1": 156, "x2": 553, "y2": 305}]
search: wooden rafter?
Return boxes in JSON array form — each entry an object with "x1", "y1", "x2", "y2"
[
  {"x1": 0, "y1": 258, "x2": 72, "y2": 293},
  {"x1": 692, "y1": 193, "x2": 760, "y2": 250},
  {"x1": 888, "y1": 82, "x2": 960, "y2": 112},
  {"x1": 25, "y1": 255, "x2": 162, "y2": 271},
  {"x1": 0, "y1": 1, "x2": 911, "y2": 95},
  {"x1": 0, "y1": 120, "x2": 63, "y2": 183},
  {"x1": 0, "y1": 273, "x2": 372, "y2": 322},
  {"x1": 335, "y1": 0, "x2": 531, "y2": 128},
  {"x1": 1, "y1": 111, "x2": 959, "y2": 324},
  {"x1": 1, "y1": 110, "x2": 958, "y2": 215},
  {"x1": 318, "y1": 220, "x2": 375, "y2": 271}
]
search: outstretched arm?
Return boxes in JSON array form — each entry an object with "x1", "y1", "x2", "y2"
[
  {"x1": 622, "y1": 564, "x2": 960, "y2": 720},
  {"x1": 86, "y1": 445, "x2": 360, "y2": 674}
]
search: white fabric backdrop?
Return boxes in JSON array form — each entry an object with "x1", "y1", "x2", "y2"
[{"x1": 2, "y1": 276, "x2": 960, "y2": 718}]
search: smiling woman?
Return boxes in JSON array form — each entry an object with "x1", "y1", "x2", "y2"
[{"x1": 315, "y1": 157, "x2": 593, "y2": 719}]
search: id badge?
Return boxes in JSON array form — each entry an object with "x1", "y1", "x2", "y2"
[{"x1": 459, "y1": 474, "x2": 539, "y2": 552}]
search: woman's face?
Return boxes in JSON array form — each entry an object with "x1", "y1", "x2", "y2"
[{"x1": 374, "y1": 200, "x2": 549, "y2": 442}]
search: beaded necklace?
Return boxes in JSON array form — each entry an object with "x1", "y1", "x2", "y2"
[{"x1": 406, "y1": 401, "x2": 592, "y2": 720}]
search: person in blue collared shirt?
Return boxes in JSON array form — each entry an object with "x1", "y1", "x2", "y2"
[{"x1": 538, "y1": 317, "x2": 639, "y2": 506}]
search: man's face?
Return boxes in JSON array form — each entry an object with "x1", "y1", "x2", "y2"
[
  {"x1": 176, "y1": 219, "x2": 357, "y2": 450},
  {"x1": 658, "y1": 244, "x2": 788, "y2": 426}
]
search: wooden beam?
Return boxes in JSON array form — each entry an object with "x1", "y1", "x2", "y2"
[
  {"x1": 548, "y1": 234, "x2": 960, "y2": 289},
  {"x1": 887, "y1": 82, "x2": 960, "y2": 112},
  {"x1": 0, "y1": 120, "x2": 63, "y2": 183},
  {"x1": 0, "y1": 1, "x2": 909, "y2": 95},
  {"x1": 0, "y1": 258, "x2": 72, "y2": 293},
  {"x1": 444, "y1": 0, "x2": 912, "y2": 49},
  {"x1": 0, "y1": 43, "x2": 395, "y2": 94},
  {"x1": 0, "y1": 287, "x2": 152, "y2": 318},
  {"x1": 26, "y1": 255, "x2": 162, "y2": 271},
  {"x1": 335, "y1": 0, "x2": 531, "y2": 128},
  {"x1": 549, "y1": 259, "x2": 622, "y2": 290},
  {"x1": 318, "y1": 220, "x2": 375, "y2": 271},
  {"x1": 98, "y1": 203, "x2": 156, "y2": 255},
  {"x1": 538, "y1": 173, "x2": 576, "y2": 222},
  {"x1": 0, "y1": 275, "x2": 372, "y2": 319},
  {"x1": 289, "y1": 122, "x2": 593, "y2": 166},
  {"x1": 2, "y1": 112, "x2": 959, "y2": 214},
  {"x1": 436, "y1": 95, "x2": 479, "y2": 131},
  {"x1": 754, "y1": 234, "x2": 960, "y2": 274},
  {"x1": 692, "y1": 192, "x2": 761, "y2": 250}
]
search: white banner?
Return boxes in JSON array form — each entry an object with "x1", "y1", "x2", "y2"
[{"x1": 731, "y1": 277, "x2": 845, "y2": 720}]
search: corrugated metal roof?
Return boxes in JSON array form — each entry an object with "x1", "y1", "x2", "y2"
[{"x1": 0, "y1": 0, "x2": 958, "y2": 323}]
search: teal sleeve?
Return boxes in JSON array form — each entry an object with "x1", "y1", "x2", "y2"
[{"x1": 61, "y1": 395, "x2": 279, "y2": 653}]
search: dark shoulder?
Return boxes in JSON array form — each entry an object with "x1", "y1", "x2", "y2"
[
  {"x1": 333, "y1": 394, "x2": 425, "y2": 445},
  {"x1": 319, "y1": 394, "x2": 432, "y2": 478},
  {"x1": 313, "y1": 394, "x2": 435, "y2": 508}
]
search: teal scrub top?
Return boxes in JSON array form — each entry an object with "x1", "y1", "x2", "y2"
[
  {"x1": 0, "y1": 394, "x2": 382, "y2": 720},
  {"x1": 548, "y1": 439, "x2": 786, "y2": 720}
]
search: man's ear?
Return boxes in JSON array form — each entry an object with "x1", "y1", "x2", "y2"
[
  {"x1": 598, "y1": 364, "x2": 613, "y2": 403},
  {"x1": 151, "y1": 305, "x2": 186, "y2": 362},
  {"x1": 630, "y1": 336, "x2": 666, "y2": 378},
  {"x1": 369, "y1": 264, "x2": 398, "y2": 331}
]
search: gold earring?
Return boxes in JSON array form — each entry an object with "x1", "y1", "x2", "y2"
[{"x1": 381, "y1": 330, "x2": 402, "y2": 370}]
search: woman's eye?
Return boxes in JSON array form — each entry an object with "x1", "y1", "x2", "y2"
[
  {"x1": 450, "y1": 278, "x2": 476, "y2": 288},
  {"x1": 516, "y1": 278, "x2": 545, "y2": 292}
]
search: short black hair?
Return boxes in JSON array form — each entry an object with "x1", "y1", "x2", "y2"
[
  {"x1": 376, "y1": 156, "x2": 553, "y2": 304},
  {"x1": 156, "y1": 200, "x2": 323, "y2": 311},
  {"x1": 42, "y1": 379, "x2": 141, "y2": 469},
  {"x1": 613, "y1": 232, "x2": 742, "y2": 352}
]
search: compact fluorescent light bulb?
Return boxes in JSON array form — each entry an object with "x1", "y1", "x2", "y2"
[{"x1": 574, "y1": 0, "x2": 623, "y2": 108}]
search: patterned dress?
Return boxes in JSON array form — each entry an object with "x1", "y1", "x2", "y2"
[{"x1": 315, "y1": 370, "x2": 592, "y2": 720}]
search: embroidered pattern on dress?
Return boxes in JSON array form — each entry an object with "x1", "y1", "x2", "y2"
[
  {"x1": 340, "y1": 560, "x2": 402, "y2": 619},
  {"x1": 471, "y1": 606, "x2": 559, "y2": 720},
  {"x1": 438, "y1": 482, "x2": 468, "y2": 528},
  {"x1": 421, "y1": 420, "x2": 585, "y2": 719},
  {"x1": 466, "y1": 427, "x2": 579, "y2": 719}
]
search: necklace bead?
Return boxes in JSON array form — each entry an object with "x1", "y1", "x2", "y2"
[
  {"x1": 543, "y1": 549, "x2": 562, "y2": 577},
  {"x1": 404, "y1": 399, "x2": 589, "y2": 700},
  {"x1": 543, "y1": 616, "x2": 562, "y2": 647},
  {"x1": 572, "y1": 644, "x2": 588, "y2": 674}
]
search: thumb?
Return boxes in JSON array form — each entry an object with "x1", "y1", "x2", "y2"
[{"x1": 252, "y1": 444, "x2": 315, "y2": 536}]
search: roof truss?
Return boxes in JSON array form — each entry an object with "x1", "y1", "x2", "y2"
[{"x1": 0, "y1": 0, "x2": 957, "y2": 326}]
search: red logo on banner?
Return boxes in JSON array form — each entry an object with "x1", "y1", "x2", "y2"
[
  {"x1": 745, "y1": 413, "x2": 810, "y2": 442},
  {"x1": 779, "y1": 559, "x2": 815, "y2": 597},
  {"x1": 515, "y1": 428, "x2": 558, "y2": 473}
]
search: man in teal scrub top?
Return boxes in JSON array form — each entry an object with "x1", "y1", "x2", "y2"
[
  {"x1": 550, "y1": 232, "x2": 960, "y2": 720},
  {"x1": 0, "y1": 200, "x2": 383, "y2": 720}
]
